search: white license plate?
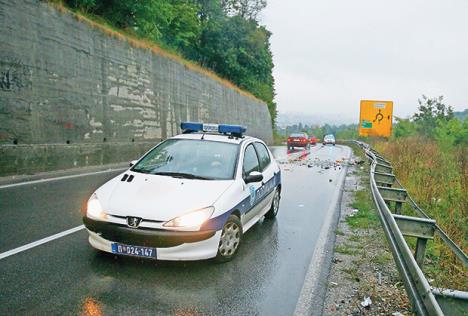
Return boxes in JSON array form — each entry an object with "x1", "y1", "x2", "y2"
[{"x1": 111, "y1": 243, "x2": 157, "y2": 259}]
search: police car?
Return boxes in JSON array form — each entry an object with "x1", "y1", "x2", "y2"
[{"x1": 83, "y1": 122, "x2": 281, "y2": 262}]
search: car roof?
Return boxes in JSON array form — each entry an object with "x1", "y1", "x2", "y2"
[{"x1": 172, "y1": 132, "x2": 257, "y2": 145}]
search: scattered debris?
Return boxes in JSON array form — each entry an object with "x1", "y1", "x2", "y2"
[
  {"x1": 360, "y1": 296, "x2": 372, "y2": 308},
  {"x1": 347, "y1": 209, "x2": 359, "y2": 217},
  {"x1": 330, "y1": 282, "x2": 338, "y2": 286},
  {"x1": 332, "y1": 258, "x2": 342, "y2": 264}
]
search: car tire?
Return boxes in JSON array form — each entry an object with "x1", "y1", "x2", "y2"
[
  {"x1": 215, "y1": 215, "x2": 243, "y2": 263},
  {"x1": 265, "y1": 189, "x2": 280, "y2": 219}
]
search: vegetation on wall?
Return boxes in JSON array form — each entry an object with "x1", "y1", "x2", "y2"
[{"x1": 64, "y1": 0, "x2": 276, "y2": 124}]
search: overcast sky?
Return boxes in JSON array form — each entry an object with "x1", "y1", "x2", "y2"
[{"x1": 262, "y1": 0, "x2": 468, "y2": 124}]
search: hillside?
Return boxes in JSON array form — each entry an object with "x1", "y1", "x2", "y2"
[{"x1": 62, "y1": 0, "x2": 277, "y2": 123}]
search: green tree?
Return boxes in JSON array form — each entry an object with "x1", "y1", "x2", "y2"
[
  {"x1": 221, "y1": 0, "x2": 267, "y2": 20},
  {"x1": 65, "y1": 0, "x2": 276, "y2": 124},
  {"x1": 413, "y1": 95, "x2": 454, "y2": 136},
  {"x1": 393, "y1": 117, "x2": 417, "y2": 138}
]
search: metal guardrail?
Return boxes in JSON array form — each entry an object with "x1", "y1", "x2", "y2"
[{"x1": 354, "y1": 141, "x2": 468, "y2": 315}]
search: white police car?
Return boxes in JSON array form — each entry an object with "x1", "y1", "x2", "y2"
[{"x1": 83, "y1": 122, "x2": 281, "y2": 262}]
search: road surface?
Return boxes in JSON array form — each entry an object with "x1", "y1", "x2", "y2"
[{"x1": 0, "y1": 145, "x2": 351, "y2": 315}]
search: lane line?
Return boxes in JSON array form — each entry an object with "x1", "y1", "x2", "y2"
[
  {"x1": 0, "y1": 167, "x2": 127, "y2": 190},
  {"x1": 0, "y1": 225, "x2": 85, "y2": 260}
]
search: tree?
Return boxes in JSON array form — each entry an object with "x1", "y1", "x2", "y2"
[
  {"x1": 221, "y1": 0, "x2": 266, "y2": 20},
  {"x1": 413, "y1": 95, "x2": 454, "y2": 136},
  {"x1": 65, "y1": 0, "x2": 276, "y2": 125},
  {"x1": 393, "y1": 117, "x2": 416, "y2": 138}
]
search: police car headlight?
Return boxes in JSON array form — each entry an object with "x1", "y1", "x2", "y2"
[
  {"x1": 163, "y1": 207, "x2": 214, "y2": 229},
  {"x1": 86, "y1": 193, "x2": 107, "y2": 220}
]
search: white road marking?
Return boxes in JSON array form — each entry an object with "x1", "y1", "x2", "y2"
[
  {"x1": 0, "y1": 225, "x2": 85, "y2": 260},
  {"x1": 0, "y1": 167, "x2": 127, "y2": 190}
]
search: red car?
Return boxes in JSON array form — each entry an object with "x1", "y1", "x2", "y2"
[
  {"x1": 309, "y1": 136, "x2": 318, "y2": 145},
  {"x1": 287, "y1": 133, "x2": 310, "y2": 150}
]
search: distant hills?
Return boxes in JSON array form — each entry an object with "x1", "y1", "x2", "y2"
[
  {"x1": 276, "y1": 112, "x2": 356, "y2": 127},
  {"x1": 454, "y1": 109, "x2": 468, "y2": 120}
]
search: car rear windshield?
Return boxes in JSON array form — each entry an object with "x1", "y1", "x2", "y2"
[
  {"x1": 290, "y1": 133, "x2": 306, "y2": 137},
  {"x1": 132, "y1": 139, "x2": 239, "y2": 180}
]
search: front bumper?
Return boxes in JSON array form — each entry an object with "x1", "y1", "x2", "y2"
[{"x1": 83, "y1": 217, "x2": 221, "y2": 261}]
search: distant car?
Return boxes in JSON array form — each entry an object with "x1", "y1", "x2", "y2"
[
  {"x1": 82, "y1": 122, "x2": 281, "y2": 262},
  {"x1": 309, "y1": 136, "x2": 318, "y2": 145},
  {"x1": 323, "y1": 134, "x2": 336, "y2": 146},
  {"x1": 287, "y1": 133, "x2": 310, "y2": 150}
]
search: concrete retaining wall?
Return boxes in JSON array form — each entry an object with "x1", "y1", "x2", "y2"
[{"x1": 0, "y1": 0, "x2": 272, "y2": 176}]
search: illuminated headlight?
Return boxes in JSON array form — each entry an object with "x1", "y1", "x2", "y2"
[
  {"x1": 86, "y1": 193, "x2": 107, "y2": 220},
  {"x1": 163, "y1": 207, "x2": 214, "y2": 230}
]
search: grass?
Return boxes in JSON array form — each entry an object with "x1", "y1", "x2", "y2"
[
  {"x1": 374, "y1": 137, "x2": 467, "y2": 290},
  {"x1": 335, "y1": 229, "x2": 345, "y2": 236},
  {"x1": 346, "y1": 189, "x2": 380, "y2": 230},
  {"x1": 335, "y1": 244, "x2": 357, "y2": 255},
  {"x1": 46, "y1": 1, "x2": 264, "y2": 105}
]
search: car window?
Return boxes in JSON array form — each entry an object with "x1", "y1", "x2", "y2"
[
  {"x1": 253, "y1": 142, "x2": 271, "y2": 171},
  {"x1": 132, "y1": 139, "x2": 239, "y2": 180},
  {"x1": 290, "y1": 133, "x2": 305, "y2": 138},
  {"x1": 243, "y1": 144, "x2": 260, "y2": 177}
]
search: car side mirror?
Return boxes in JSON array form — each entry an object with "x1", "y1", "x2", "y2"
[
  {"x1": 129, "y1": 160, "x2": 138, "y2": 167},
  {"x1": 244, "y1": 171, "x2": 263, "y2": 184}
]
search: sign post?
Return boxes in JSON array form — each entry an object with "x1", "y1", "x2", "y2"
[{"x1": 359, "y1": 100, "x2": 393, "y2": 137}]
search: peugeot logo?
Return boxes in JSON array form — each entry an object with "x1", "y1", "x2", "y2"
[{"x1": 126, "y1": 217, "x2": 142, "y2": 228}]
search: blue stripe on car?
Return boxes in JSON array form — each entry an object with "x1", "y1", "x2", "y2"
[{"x1": 201, "y1": 171, "x2": 281, "y2": 231}]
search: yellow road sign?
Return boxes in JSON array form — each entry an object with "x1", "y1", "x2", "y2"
[{"x1": 359, "y1": 100, "x2": 393, "y2": 137}]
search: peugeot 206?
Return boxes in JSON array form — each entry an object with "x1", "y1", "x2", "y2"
[{"x1": 83, "y1": 122, "x2": 281, "y2": 262}]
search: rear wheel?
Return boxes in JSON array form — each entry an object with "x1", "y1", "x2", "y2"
[
  {"x1": 215, "y1": 215, "x2": 243, "y2": 262},
  {"x1": 265, "y1": 189, "x2": 280, "y2": 219}
]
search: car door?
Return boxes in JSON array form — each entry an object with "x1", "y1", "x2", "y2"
[
  {"x1": 242, "y1": 143, "x2": 263, "y2": 225},
  {"x1": 253, "y1": 142, "x2": 276, "y2": 215}
]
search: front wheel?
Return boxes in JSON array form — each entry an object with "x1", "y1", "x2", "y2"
[
  {"x1": 265, "y1": 189, "x2": 280, "y2": 219},
  {"x1": 215, "y1": 215, "x2": 243, "y2": 262}
]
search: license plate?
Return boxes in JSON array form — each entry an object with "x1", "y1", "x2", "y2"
[{"x1": 111, "y1": 243, "x2": 157, "y2": 259}]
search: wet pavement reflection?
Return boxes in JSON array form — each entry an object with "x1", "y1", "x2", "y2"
[{"x1": 0, "y1": 145, "x2": 351, "y2": 315}]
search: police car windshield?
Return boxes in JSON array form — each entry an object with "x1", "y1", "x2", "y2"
[{"x1": 132, "y1": 139, "x2": 238, "y2": 180}]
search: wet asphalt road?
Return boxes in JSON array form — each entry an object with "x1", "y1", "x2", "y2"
[{"x1": 0, "y1": 145, "x2": 351, "y2": 315}]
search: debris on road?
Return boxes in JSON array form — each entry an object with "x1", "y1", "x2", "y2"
[{"x1": 360, "y1": 296, "x2": 372, "y2": 308}]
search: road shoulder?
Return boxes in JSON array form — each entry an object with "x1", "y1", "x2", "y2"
[{"x1": 322, "y1": 148, "x2": 410, "y2": 315}]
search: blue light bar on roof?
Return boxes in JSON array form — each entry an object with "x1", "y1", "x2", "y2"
[
  {"x1": 219, "y1": 124, "x2": 246, "y2": 135},
  {"x1": 180, "y1": 122, "x2": 203, "y2": 132},
  {"x1": 180, "y1": 122, "x2": 246, "y2": 136}
]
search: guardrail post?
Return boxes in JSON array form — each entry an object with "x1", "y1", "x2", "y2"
[{"x1": 415, "y1": 238, "x2": 428, "y2": 267}]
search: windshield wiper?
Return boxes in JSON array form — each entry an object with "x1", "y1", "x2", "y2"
[{"x1": 153, "y1": 172, "x2": 213, "y2": 180}]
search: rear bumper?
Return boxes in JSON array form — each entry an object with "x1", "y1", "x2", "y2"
[
  {"x1": 83, "y1": 217, "x2": 216, "y2": 248},
  {"x1": 287, "y1": 142, "x2": 308, "y2": 147}
]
